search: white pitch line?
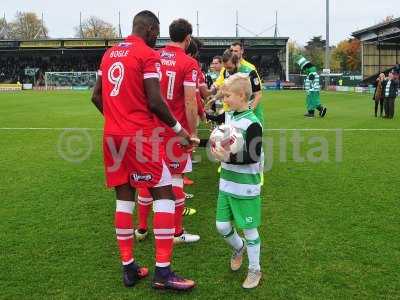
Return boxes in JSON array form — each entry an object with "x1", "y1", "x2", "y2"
[
  {"x1": 267, "y1": 128, "x2": 400, "y2": 132},
  {"x1": 0, "y1": 128, "x2": 400, "y2": 132},
  {"x1": 199, "y1": 128, "x2": 400, "y2": 132}
]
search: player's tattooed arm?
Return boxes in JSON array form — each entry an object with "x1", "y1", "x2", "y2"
[
  {"x1": 91, "y1": 77, "x2": 103, "y2": 114},
  {"x1": 184, "y1": 85, "x2": 198, "y2": 137}
]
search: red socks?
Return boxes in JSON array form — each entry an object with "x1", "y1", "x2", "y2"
[
  {"x1": 173, "y1": 177, "x2": 185, "y2": 236},
  {"x1": 115, "y1": 200, "x2": 135, "y2": 265},
  {"x1": 153, "y1": 199, "x2": 175, "y2": 267},
  {"x1": 137, "y1": 188, "x2": 153, "y2": 231},
  {"x1": 137, "y1": 181, "x2": 185, "y2": 237}
]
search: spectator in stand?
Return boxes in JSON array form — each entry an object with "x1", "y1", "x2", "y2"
[
  {"x1": 382, "y1": 71, "x2": 399, "y2": 119},
  {"x1": 0, "y1": 55, "x2": 100, "y2": 84},
  {"x1": 373, "y1": 73, "x2": 386, "y2": 117}
]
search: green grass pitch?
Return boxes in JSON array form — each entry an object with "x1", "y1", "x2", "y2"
[{"x1": 0, "y1": 90, "x2": 399, "y2": 299}]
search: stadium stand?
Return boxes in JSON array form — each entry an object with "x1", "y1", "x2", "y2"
[
  {"x1": 0, "y1": 37, "x2": 288, "y2": 86},
  {"x1": 353, "y1": 17, "x2": 400, "y2": 84}
]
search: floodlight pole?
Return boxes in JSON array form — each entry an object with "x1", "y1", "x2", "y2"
[
  {"x1": 196, "y1": 11, "x2": 199, "y2": 37},
  {"x1": 118, "y1": 11, "x2": 122, "y2": 38},
  {"x1": 325, "y1": 0, "x2": 330, "y2": 90},
  {"x1": 235, "y1": 11, "x2": 239, "y2": 37},
  {"x1": 80, "y1": 12, "x2": 84, "y2": 38},
  {"x1": 157, "y1": 12, "x2": 160, "y2": 37}
]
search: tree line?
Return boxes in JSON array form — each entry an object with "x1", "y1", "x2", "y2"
[
  {"x1": 289, "y1": 36, "x2": 362, "y2": 74},
  {"x1": 0, "y1": 11, "x2": 118, "y2": 40},
  {"x1": 0, "y1": 11, "x2": 363, "y2": 73}
]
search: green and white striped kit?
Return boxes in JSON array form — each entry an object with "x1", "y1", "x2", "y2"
[
  {"x1": 304, "y1": 72, "x2": 320, "y2": 93},
  {"x1": 220, "y1": 110, "x2": 263, "y2": 199},
  {"x1": 385, "y1": 80, "x2": 392, "y2": 97},
  {"x1": 297, "y1": 56, "x2": 311, "y2": 71}
]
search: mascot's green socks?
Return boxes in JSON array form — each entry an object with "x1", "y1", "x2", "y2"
[{"x1": 296, "y1": 56, "x2": 327, "y2": 118}]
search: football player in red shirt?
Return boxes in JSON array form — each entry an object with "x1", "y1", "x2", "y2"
[
  {"x1": 186, "y1": 37, "x2": 212, "y2": 121},
  {"x1": 91, "y1": 10, "x2": 196, "y2": 291},
  {"x1": 135, "y1": 19, "x2": 201, "y2": 245}
]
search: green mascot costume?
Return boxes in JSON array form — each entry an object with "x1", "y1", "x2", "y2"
[{"x1": 297, "y1": 56, "x2": 327, "y2": 118}]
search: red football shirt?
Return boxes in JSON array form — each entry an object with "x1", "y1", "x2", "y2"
[
  {"x1": 99, "y1": 35, "x2": 161, "y2": 135},
  {"x1": 158, "y1": 45, "x2": 198, "y2": 134},
  {"x1": 196, "y1": 63, "x2": 206, "y2": 117}
]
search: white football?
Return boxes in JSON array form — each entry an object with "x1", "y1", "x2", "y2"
[{"x1": 210, "y1": 124, "x2": 244, "y2": 155}]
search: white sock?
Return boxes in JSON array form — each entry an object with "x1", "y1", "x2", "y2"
[
  {"x1": 216, "y1": 221, "x2": 244, "y2": 251},
  {"x1": 244, "y1": 228, "x2": 261, "y2": 271}
]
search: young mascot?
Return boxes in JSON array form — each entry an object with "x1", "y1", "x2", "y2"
[
  {"x1": 297, "y1": 56, "x2": 327, "y2": 118},
  {"x1": 210, "y1": 73, "x2": 263, "y2": 289}
]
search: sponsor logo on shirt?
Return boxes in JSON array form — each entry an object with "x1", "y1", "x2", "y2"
[
  {"x1": 131, "y1": 172, "x2": 153, "y2": 182},
  {"x1": 169, "y1": 162, "x2": 180, "y2": 169},
  {"x1": 160, "y1": 51, "x2": 176, "y2": 60},
  {"x1": 160, "y1": 51, "x2": 177, "y2": 67},
  {"x1": 117, "y1": 42, "x2": 132, "y2": 48}
]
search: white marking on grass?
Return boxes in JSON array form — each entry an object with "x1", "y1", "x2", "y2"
[
  {"x1": 267, "y1": 128, "x2": 400, "y2": 132},
  {"x1": 203, "y1": 128, "x2": 400, "y2": 132}
]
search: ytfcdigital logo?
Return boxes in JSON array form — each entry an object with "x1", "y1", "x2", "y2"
[
  {"x1": 262, "y1": 129, "x2": 343, "y2": 171},
  {"x1": 56, "y1": 127, "x2": 344, "y2": 170},
  {"x1": 56, "y1": 129, "x2": 93, "y2": 163}
]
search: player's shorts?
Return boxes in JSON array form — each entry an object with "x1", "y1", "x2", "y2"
[
  {"x1": 216, "y1": 192, "x2": 261, "y2": 229},
  {"x1": 103, "y1": 134, "x2": 171, "y2": 188},
  {"x1": 137, "y1": 176, "x2": 185, "y2": 208},
  {"x1": 164, "y1": 135, "x2": 192, "y2": 175}
]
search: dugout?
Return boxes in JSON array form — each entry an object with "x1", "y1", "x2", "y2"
[
  {"x1": 352, "y1": 17, "x2": 400, "y2": 84},
  {"x1": 0, "y1": 37, "x2": 289, "y2": 84}
]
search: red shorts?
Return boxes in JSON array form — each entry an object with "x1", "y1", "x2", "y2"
[
  {"x1": 103, "y1": 134, "x2": 171, "y2": 188},
  {"x1": 138, "y1": 176, "x2": 184, "y2": 202},
  {"x1": 164, "y1": 135, "x2": 192, "y2": 175}
]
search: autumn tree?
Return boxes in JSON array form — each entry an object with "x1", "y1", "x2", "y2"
[
  {"x1": 288, "y1": 40, "x2": 305, "y2": 73},
  {"x1": 75, "y1": 16, "x2": 117, "y2": 39},
  {"x1": 332, "y1": 38, "x2": 361, "y2": 72},
  {"x1": 329, "y1": 47, "x2": 341, "y2": 73},
  {"x1": 304, "y1": 36, "x2": 326, "y2": 71},
  {"x1": 9, "y1": 12, "x2": 48, "y2": 39},
  {"x1": 0, "y1": 15, "x2": 11, "y2": 39}
]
